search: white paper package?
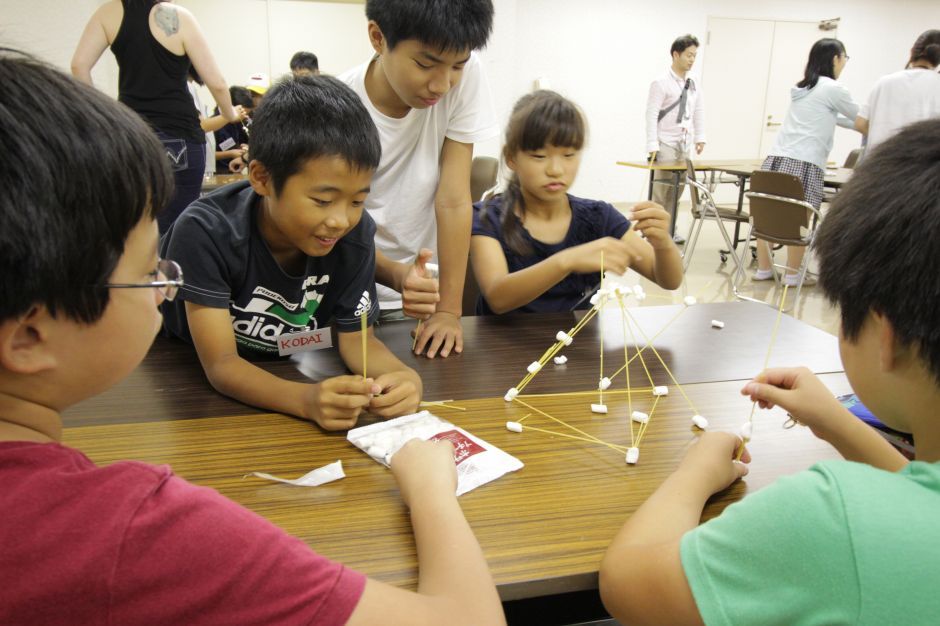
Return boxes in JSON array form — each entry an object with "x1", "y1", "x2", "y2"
[{"x1": 347, "y1": 411, "x2": 523, "y2": 496}]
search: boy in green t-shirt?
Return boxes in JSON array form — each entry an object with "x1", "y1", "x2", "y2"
[{"x1": 600, "y1": 119, "x2": 940, "y2": 625}]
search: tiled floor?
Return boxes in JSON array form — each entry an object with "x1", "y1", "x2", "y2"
[{"x1": 614, "y1": 200, "x2": 841, "y2": 337}]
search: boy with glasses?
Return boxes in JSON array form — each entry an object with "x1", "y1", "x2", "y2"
[{"x1": 0, "y1": 51, "x2": 503, "y2": 626}]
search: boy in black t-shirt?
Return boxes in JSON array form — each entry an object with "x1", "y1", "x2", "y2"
[{"x1": 162, "y1": 75, "x2": 422, "y2": 430}]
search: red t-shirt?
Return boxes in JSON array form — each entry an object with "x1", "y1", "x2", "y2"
[{"x1": 0, "y1": 442, "x2": 366, "y2": 625}]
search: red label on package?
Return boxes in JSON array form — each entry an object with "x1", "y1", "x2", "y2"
[{"x1": 430, "y1": 430, "x2": 485, "y2": 465}]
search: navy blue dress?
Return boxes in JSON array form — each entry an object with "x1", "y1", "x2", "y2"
[{"x1": 471, "y1": 195, "x2": 631, "y2": 314}]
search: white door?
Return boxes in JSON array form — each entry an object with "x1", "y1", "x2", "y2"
[
  {"x1": 759, "y1": 21, "x2": 837, "y2": 155},
  {"x1": 702, "y1": 17, "x2": 836, "y2": 160}
]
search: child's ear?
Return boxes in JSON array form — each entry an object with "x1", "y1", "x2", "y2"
[
  {"x1": 875, "y1": 311, "x2": 899, "y2": 372},
  {"x1": 367, "y1": 21, "x2": 387, "y2": 55},
  {"x1": 0, "y1": 307, "x2": 59, "y2": 375},
  {"x1": 248, "y1": 161, "x2": 274, "y2": 197}
]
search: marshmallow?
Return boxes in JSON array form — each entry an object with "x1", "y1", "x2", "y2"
[
  {"x1": 598, "y1": 377, "x2": 612, "y2": 391},
  {"x1": 591, "y1": 403, "x2": 608, "y2": 414},
  {"x1": 503, "y1": 387, "x2": 519, "y2": 402},
  {"x1": 625, "y1": 447, "x2": 640, "y2": 464},
  {"x1": 553, "y1": 355, "x2": 568, "y2": 365},
  {"x1": 631, "y1": 410, "x2": 649, "y2": 424},
  {"x1": 505, "y1": 421, "x2": 523, "y2": 433},
  {"x1": 683, "y1": 295, "x2": 697, "y2": 306},
  {"x1": 711, "y1": 319, "x2": 725, "y2": 329},
  {"x1": 589, "y1": 293, "x2": 600, "y2": 306},
  {"x1": 652, "y1": 385, "x2": 669, "y2": 396},
  {"x1": 740, "y1": 421, "x2": 753, "y2": 440},
  {"x1": 527, "y1": 361, "x2": 543, "y2": 374},
  {"x1": 597, "y1": 288, "x2": 611, "y2": 297},
  {"x1": 691, "y1": 415, "x2": 709, "y2": 430},
  {"x1": 555, "y1": 331, "x2": 574, "y2": 346}
]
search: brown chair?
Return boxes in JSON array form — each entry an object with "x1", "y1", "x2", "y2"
[
  {"x1": 682, "y1": 161, "x2": 750, "y2": 269},
  {"x1": 733, "y1": 171, "x2": 822, "y2": 309},
  {"x1": 470, "y1": 156, "x2": 499, "y2": 202},
  {"x1": 823, "y1": 148, "x2": 862, "y2": 204}
]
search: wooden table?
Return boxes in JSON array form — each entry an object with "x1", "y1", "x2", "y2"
[{"x1": 63, "y1": 302, "x2": 847, "y2": 601}]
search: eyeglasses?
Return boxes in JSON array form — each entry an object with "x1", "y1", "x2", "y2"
[{"x1": 104, "y1": 258, "x2": 184, "y2": 301}]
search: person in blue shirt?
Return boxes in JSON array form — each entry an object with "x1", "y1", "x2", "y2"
[
  {"x1": 754, "y1": 38, "x2": 860, "y2": 287},
  {"x1": 470, "y1": 90, "x2": 682, "y2": 315}
]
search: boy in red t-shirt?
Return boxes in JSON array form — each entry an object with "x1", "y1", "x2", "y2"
[{"x1": 0, "y1": 52, "x2": 503, "y2": 626}]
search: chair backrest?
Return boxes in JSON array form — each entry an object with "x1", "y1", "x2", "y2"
[
  {"x1": 746, "y1": 170, "x2": 812, "y2": 243},
  {"x1": 749, "y1": 170, "x2": 804, "y2": 199},
  {"x1": 843, "y1": 148, "x2": 862, "y2": 169},
  {"x1": 685, "y1": 160, "x2": 703, "y2": 210},
  {"x1": 470, "y1": 156, "x2": 499, "y2": 201}
]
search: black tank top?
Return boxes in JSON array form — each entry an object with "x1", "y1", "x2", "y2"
[{"x1": 111, "y1": 0, "x2": 202, "y2": 143}]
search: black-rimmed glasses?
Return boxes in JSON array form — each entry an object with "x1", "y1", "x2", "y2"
[{"x1": 104, "y1": 258, "x2": 184, "y2": 301}]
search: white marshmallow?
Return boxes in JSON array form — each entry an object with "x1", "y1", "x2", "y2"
[
  {"x1": 503, "y1": 387, "x2": 519, "y2": 402},
  {"x1": 691, "y1": 415, "x2": 709, "y2": 430},
  {"x1": 553, "y1": 355, "x2": 568, "y2": 365},
  {"x1": 711, "y1": 319, "x2": 725, "y2": 329},
  {"x1": 591, "y1": 403, "x2": 608, "y2": 414},
  {"x1": 652, "y1": 385, "x2": 669, "y2": 396},
  {"x1": 740, "y1": 421, "x2": 753, "y2": 440},
  {"x1": 527, "y1": 361, "x2": 543, "y2": 374},
  {"x1": 614, "y1": 285, "x2": 630, "y2": 296},
  {"x1": 683, "y1": 295, "x2": 697, "y2": 306},
  {"x1": 597, "y1": 288, "x2": 611, "y2": 297},
  {"x1": 625, "y1": 447, "x2": 640, "y2": 464},
  {"x1": 589, "y1": 293, "x2": 600, "y2": 306},
  {"x1": 555, "y1": 331, "x2": 574, "y2": 346},
  {"x1": 634, "y1": 290, "x2": 647, "y2": 301},
  {"x1": 598, "y1": 377, "x2": 612, "y2": 391},
  {"x1": 505, "y1": 421, "x2": 523, "y2": 433},
  {"x1": 631, "y1": 410, "x2": 649, "y2": 424}
]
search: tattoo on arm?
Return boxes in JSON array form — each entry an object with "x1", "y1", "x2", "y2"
[{"x1": 154, "y1": 5, "x2": 180, "y2": 37}]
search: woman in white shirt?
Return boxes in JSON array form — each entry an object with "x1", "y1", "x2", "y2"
[
  {"x1": 856, "y1": 30, "x2": 940, "y2": 154},
  {"x1": 754, "y1": 38, "x2": 859, "y2": 287}
]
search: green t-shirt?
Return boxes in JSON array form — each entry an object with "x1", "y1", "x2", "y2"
[{"x1": 681, "y1": 460, "x2": 940, "y2": 625}]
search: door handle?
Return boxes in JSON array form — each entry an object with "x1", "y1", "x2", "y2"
[{"x1": 766, "y1": 121, "x2": 782, "y2": 127}]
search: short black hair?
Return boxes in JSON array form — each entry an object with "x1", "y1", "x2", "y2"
[
  {"x1": 814, "y1": 118, "x2": 940, "y2": 384},
  {"x1": 671, "y1": 34, "x2": 699, "y2": 56},
  {"x1": 366, "y1": 0, "x2": 494, "y2": 52},
  {"x1": 289, "y1": 51, "x2": 319, "y2": 73},
  {"x1": 0, "y1": 50, "x2": 172, "y2": 324},
  {"x1": 797, "y1": 38, "x2": 845, "y2": 89},
  {"x1": 249, "y1": 74, "x2": 381, "y2": 195},
  {"x1": 229, "y1": 85, "x2": 253, "y2": 109}
]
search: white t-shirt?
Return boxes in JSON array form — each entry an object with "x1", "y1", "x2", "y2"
[
  {"x1": 339, "y1": 53, "x2": 498, "y2": 309},
  {"x1": 860, "y1": 68, "x2": 940, "y2": 153}
]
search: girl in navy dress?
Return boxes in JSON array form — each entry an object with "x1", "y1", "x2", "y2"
[{"x1": 471, "y1": 90, "x2": 682, "y2": 314}]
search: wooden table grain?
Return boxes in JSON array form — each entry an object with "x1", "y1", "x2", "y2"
[{"x1": 61, "y1": 301, "x2": 849, "y2": 600}]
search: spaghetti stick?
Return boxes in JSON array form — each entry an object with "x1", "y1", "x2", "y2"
[
  {"x1": 521, "y1": 423, "x2": 628, "y2": 453},
  {"x1": 419, "y1": 400, "x2": 468, "y2": 411},
  {"x1": 599, "y1": 250, "x2": 606, "y2": 404},
  {"x1": 736, "y1": 285, "x2": 789, "y2": 460},
  {"x1": 518, "y1": 388, "x2": 655, "y2": 400},
  {"x1": 513, "y1": 398, "x2": 611, "y2": 447},
  {"x1": 624, "y1": 308, "x2": 701, "y2": 416},
  {"x1": 361, "y1": 300, "x2": 368, "y2": 380}
]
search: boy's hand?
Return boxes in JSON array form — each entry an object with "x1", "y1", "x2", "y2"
[
  {"x1": 562, "y1": 237, "x2": 642, "y2": 275},
  {"x1": 303, "y1": 375, "x2": 379, "y2": 431},
  {"x1": 400, "y1": 249, "x2": 440, "y2": 320},
  {"x1": 369, "y1": 370, "x2": 423, "y2": 418},
  {"x1": 741, "y1": 367, "x2": 851, "y2": 441},
  {"x1": 629, "y1": 202, "x2": 674, "y2": 250},
  {"x1": 390, "y1": 439, "x2": 457, "y2": 508},
  {"x1": 413, "y1": 311, "x2": 462, "y2": 358},
  {"x1": 675, "y1": 431, "x2": 750, "y2": 496}
]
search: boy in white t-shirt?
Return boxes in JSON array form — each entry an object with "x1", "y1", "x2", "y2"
[
  {"x1": 339, "y1": 0, "x2": 498, "y2": 359},
  {"x1": 855, "y1": 29, "x2": 940, "y2": 154}
]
